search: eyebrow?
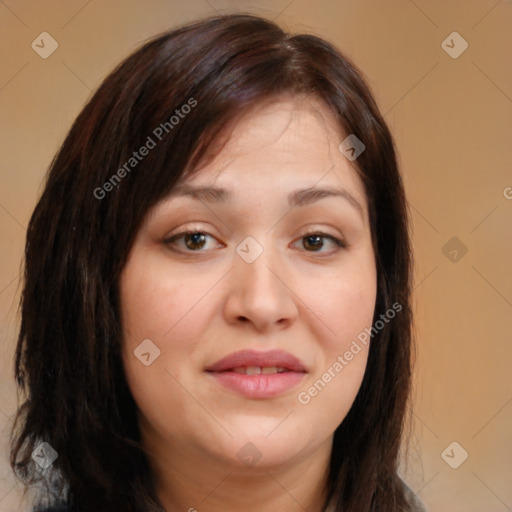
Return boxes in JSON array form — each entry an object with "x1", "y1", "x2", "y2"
[{"x1": 170, "y1": 184, "x2": 365, "y2": 219}]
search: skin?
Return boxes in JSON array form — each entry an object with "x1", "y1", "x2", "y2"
[{"x1": 119, "y1": 95, "x2": 377, "y2": 512}]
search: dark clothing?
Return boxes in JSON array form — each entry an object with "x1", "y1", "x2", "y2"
[{"x1": 36, "y1": 481, "x2": 427, "y2": 511}]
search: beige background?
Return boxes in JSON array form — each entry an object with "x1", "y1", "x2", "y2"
[{"x1": 1, "y1": 1, "x2": 511, "y2": 511}]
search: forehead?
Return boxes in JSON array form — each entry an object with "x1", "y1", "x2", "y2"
[
  {"x1": 181, "y1": 96, "x2": 367, "y2": 202},
  {"x1": 207, "y1": 96, "x2": 343, "y2": 167}
]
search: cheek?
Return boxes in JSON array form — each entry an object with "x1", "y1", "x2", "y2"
[
  {"x1": 119, "y1": 255, "x2": 207, "y2": 436},
  {"x1": 292, "y1": 253, "x2": 376, "y2": 423},
  {"x1": 119, "y1": 252, "x2": 207, "y2": 350},
  {"x1": 300, "y1": 253, "x2": 377, "y2": 353},
  {"x1": 320, "y1": 281, "x2": 376, "y2": 350},
  {"x1": 308, "y1": 279, "x2": 374, "y2": 386},
  {"x1": 118, "y1": 249, "x2": 225, "y2": 401},
  {"x1": 294, "y1": 286, "x2": 374, "y2": 431}
]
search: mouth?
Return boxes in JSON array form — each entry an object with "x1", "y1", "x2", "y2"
[
  {"x1": 205, "y1": 349, "x2": 307, "y2": 373},
  {"x1": 205, "y1": 350, "x2": 307, "y2": 399},
  {"x1": 225, "y1": 366, "x2": 291, "y2": 375}
]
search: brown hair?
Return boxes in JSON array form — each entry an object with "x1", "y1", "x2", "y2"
[{"x1": 10, "y1": 13, "x2": 414, "y2": 512}]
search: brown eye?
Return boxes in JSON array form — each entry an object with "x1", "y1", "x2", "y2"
[
  {"x1": 183, "y1": 232, "x2": 207, "y2": 250},
  {"x1": 303, "y1": 234, "x2": 324, "y2": 251},
  {"x1": 295, "y1": 232, "x2": 346, "y2": 253},
  {"x1": 164, "y1": 231, "x2": 220, "y2": 252}
]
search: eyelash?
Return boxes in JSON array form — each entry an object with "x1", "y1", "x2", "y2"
[{"x1": 163, "y1": 227, "x2": 347, "y2": 255}]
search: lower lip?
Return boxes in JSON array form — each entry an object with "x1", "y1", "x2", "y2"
[{"x1": 207, "y1": 371, "x2": 306, "y2": 399}]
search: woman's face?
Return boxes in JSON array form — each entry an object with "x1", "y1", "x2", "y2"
[{"x1": 120, "y1": 96, "x2": 377, "y2": 472}]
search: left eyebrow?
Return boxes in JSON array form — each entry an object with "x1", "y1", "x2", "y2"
[
  {"x1": 169, "y1": 184, "x2": 365, "y2": 219},
  {"x1": 288, "y1": 186, "x2": 364, "y2": 219}
]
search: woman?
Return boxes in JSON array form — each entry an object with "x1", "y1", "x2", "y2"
[{"x1": 10, "y1": 13, "x2": 425, "y2": 512}]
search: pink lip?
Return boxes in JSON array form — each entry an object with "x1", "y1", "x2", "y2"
[
  {"x1": 205, "y1": 349, "x2": 307, "y2": 373},
  {"x1": 208, "y1": 371, "x2": 306, "y2": 399},
  {"x1": 205, "y1": 349, "x2": 308, "y2": 399}
]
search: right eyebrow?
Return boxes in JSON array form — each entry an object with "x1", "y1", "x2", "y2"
[{"x1": 169, "y1": 184, "x2": 232, "y2": 203}]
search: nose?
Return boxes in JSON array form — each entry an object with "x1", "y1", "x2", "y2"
[{"x1": 223, "y1": 239, "x2": 299, "y2": 333}]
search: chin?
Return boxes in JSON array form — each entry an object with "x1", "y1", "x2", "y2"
[{"x1": 217, "y1": 432, "x2": 304, "y2": 470}]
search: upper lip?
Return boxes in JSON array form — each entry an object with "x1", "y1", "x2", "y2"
[{"x1": 205, "y1": 349, "x2": 307, "y2": 372}]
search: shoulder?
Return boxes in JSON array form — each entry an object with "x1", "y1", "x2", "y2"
[
  {"x1": 323, "y1": 478, "x2": 428, "y2": 511},
  {"x1": 33, "y1": 505, "x2": 71, "y2": 512},
  {"x1": 401, "y1": 479, "x2": 428, "y2": 512}
]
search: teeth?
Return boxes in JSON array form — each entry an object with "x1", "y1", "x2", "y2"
[
  {"x1": 246, "y1": 366, "x2": 261, "y2": 375},
  {"x1": 231, "y1": 366, "x2": 288, "y2": 375}
]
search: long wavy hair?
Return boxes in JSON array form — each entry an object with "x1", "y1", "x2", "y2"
[{"x1": 10, "y1": 13, "x2": 414, "y2": 512}]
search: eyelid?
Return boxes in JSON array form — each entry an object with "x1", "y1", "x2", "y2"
[{"x1": 163, "y1": 223, "x2": 217, "y2": 240}]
